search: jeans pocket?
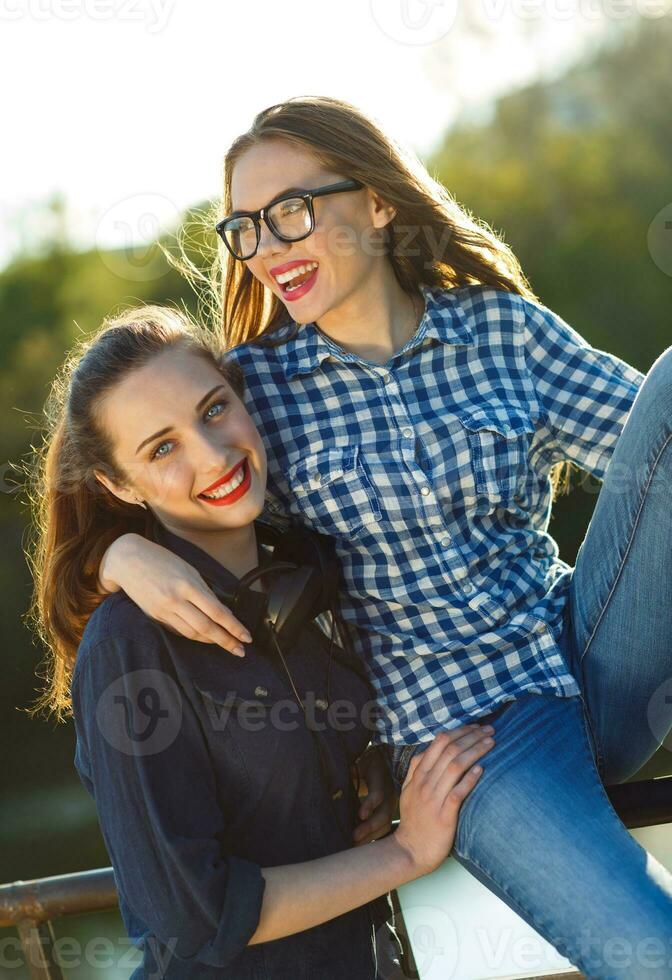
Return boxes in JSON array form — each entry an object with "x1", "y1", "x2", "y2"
[{"x1": 389, "y1": 743, "x2": 422, "y2": 794}]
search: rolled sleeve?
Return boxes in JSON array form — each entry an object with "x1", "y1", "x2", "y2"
[
  {"x1": 72, "y1": 625, "x2": 265, "y2": 969},
  {"x1": 521, "y1": 298, "x2": 645, "y2": 481}
]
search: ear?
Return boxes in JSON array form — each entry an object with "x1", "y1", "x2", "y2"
[
  {"x1": 93, "y1": 469, "x2": 144, "y2": 509},
  {"x1": 366, "y1": 188, "x2": 397, "y2": 230}
]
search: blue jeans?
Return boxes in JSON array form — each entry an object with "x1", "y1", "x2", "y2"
[{"x1": 389, "y1": 345, "x2": 672, "y2": 979}]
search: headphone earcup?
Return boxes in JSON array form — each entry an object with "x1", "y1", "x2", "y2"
[
  {"x1": 265, "y1": 565, "x2": 325, "y2": 646},
  {"x1": 271, "y1": 526, "x2": 338, "y2": 615}
]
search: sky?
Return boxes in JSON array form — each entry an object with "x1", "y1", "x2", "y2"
[{"x1": 2, "y1": 0, "x2": 660, "y2": 265}]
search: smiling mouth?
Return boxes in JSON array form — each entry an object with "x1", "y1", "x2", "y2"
[
  {"x1": 198, "y1": 459, "x2": 248, "y2": 501},
  {"x1": 272, "y1": 262, "x2": 319, "y2": 293}
]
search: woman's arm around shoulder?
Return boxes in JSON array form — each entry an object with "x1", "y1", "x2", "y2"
[{"x1": 96, "y1": 532, "x2": 252, "y2": 655}]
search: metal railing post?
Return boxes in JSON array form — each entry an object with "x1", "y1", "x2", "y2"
[{"x1": 16, "y1": 919, "x2": 64, "y2": 980}]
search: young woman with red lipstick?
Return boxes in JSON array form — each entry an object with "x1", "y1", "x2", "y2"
[
  {"x1": 95, "y1": 98, "x2": 672, "y2": 975},
  {"x1": 27, "y1": 305, "x2": 494, "y2": 979}
]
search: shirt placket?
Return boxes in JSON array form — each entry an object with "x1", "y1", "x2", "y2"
[
  {"x1": 368, "y1": 365, "x2": 471, "y2": 577},
  {"x1": 371, "y1": 361, "x2": 514, "y2": 627}
]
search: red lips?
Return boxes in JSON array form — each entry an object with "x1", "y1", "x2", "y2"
[
  {"x1": 198, "y1": 459, "x2": 245, "y2": 497},
  {"x1": 269, "y1": 258, "x2": 316, "y2": 276}
]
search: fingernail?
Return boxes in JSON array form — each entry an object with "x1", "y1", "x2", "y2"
[
  {"x1": 241, "y1": 630, "x2": 253, "y2": 643},
  {"x1": 233, "y1": 645, "x2": 245, "y2": 657},
  {"x1": 482, "y1": 725, "x2": 495, "y2": 733}
]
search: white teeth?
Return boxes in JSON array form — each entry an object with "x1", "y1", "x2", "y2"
[
  {"x1": 201, "y1": 462, "x2": 246, "y2": 500},
  {"x1": 274, "y1": 262, "x2": 318, "y2": 286}
]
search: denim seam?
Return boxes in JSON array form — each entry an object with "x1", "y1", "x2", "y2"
[
  {"x1": 577, "y1": 431, "x2": 672, "y2": 777},
  {"x1": 568, "y1": 698, "x2": 632, "y2": 840},
  {"x1": 580, "y1": 431, "x2": 672, "y2": 665},
  {"x1": 575, "y1": 690, "x2": 606, "y2": 780}
]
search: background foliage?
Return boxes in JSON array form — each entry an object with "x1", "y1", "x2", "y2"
[{"x1": 2, "y1": 16, "x2": 671, "y2": 886}]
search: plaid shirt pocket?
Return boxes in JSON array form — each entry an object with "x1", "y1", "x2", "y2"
[
  {"x1": 459, "y1": 406, "x2": 536, "y2": 510},
  {"x1": 285, "y1": 445, "x2": 382, "y2": 535}
]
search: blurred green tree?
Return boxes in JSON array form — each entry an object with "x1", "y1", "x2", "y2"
[{"x1": 2, "y1": 14, "x2": 670, "y2": 884}]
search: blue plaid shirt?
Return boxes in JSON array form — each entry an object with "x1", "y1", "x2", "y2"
[{"x1": 227, "y1": 284, "x2": 645, "y2": 745}]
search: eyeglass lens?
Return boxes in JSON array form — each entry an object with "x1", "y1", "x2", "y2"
[{"x1": 223, "y1": 197, "x2": 312, "y2": 259}]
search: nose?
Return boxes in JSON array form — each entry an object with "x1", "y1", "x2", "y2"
[
  {"x1": 191, "y1": 427, "x2": 235, "y2": 482},
  {"x1": 256, "y1": 218, "x2": 291, "y2": 260}
]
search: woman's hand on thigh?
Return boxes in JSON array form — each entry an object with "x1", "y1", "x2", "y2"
[{"x1": 393, "y1": 725, "x2": 495, "y2": 877}]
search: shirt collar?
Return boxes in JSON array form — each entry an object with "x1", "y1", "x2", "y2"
[
  {"x1": 150, "y1": 518, "x2": 269, "y2": 593},
  {"x1": 277, "y1": 284, "x2": 474, "y2": 380}
]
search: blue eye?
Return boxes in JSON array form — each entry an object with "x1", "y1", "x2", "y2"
[
  {"x1": 151, "y1": 440, "x2": 174, "y2": 461},
  {"x1": 205, "y1": 399, "x2": 227, "y2": 419},
  {"x1": 149, "y1": 399, "x2": 229, "y2": 461}
]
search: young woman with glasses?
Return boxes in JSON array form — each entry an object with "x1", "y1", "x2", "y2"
[{"x1": 94, "y1": 97, "x2": 672, "y2": 976}]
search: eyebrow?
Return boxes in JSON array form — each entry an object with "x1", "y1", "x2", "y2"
[
  {"x1": 230, "y1": 186, "x2": 308, "y2": 216},
  {"x1": 135, "y1": 384, "x2": 228, "y2": 455}
]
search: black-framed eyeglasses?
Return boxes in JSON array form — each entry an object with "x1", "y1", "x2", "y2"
[{"x1": 215, "y1": 178, "x2": 364, "y2": 261}]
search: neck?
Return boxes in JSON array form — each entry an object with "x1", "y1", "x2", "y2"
[
  {"x1": 314, "y1": 264, "x2": 424, "y2": 366},
  {"x1": 160, "y1": 519, "x2": 261, "y2": 584}
]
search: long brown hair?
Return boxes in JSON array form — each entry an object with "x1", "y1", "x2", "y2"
[
  {"x1": 24, "y1": 305, "x2": 244, "y2": 721},
  {"x1": 213, "y1": 96, "x2": 542, "y2": 346},
  {"x1": 180, "y1": 95, "x2": 572, "y2": 496}
]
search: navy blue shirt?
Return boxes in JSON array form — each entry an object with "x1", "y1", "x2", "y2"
[{"x1": 72, "y1": 522, "x2": 392, "y2": 978}]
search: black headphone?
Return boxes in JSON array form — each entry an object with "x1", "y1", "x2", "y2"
[
  {"x1": 206, "y1": 520, "x2": 366, "y2": 841},
  {"x1": 204, "y1": 519, "x2": 341, "y2": 651},
  {"x1": 143, "y1": 505, "x2": 341, "y2": 650},
  {"x1": 144, "y1": 509, "x2": 364, "y2": 842}
]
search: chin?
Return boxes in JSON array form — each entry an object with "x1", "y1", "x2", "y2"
[
  {"x1": 292, "y1": 299, "x2": 329, "y2": 326},
  {"x1": 211, "y1": 500, "x2": 264, "y2": 526}
]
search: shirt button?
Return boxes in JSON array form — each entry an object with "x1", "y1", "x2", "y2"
[
  {"x1": 381, "y1": 372, "x2": 391, "y2": 384},
  {"x1": 311, "y1": 472, "x2": 321, "y2": 485},
  {"x1": 402, "y1": 427, "x2": 413, "y2": 439},
  {"x1": 254, "y1": 686, "x2": 269, "y2": 697},
  {"x1": 420, "y1": 485, "x2": 431, "y2": 497},
  {"x1": 332, "y1": 789, "x2": 343, "y2": 800},
  {"x1": 315, "y1": 698, "x2": 329, "y2": 711},
  {"x1": 440, "y1": 537, "x2": 451, "y2": 549},
  {"x1": 463, "y1": 582, "x2": 476, "y2": 595}
]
